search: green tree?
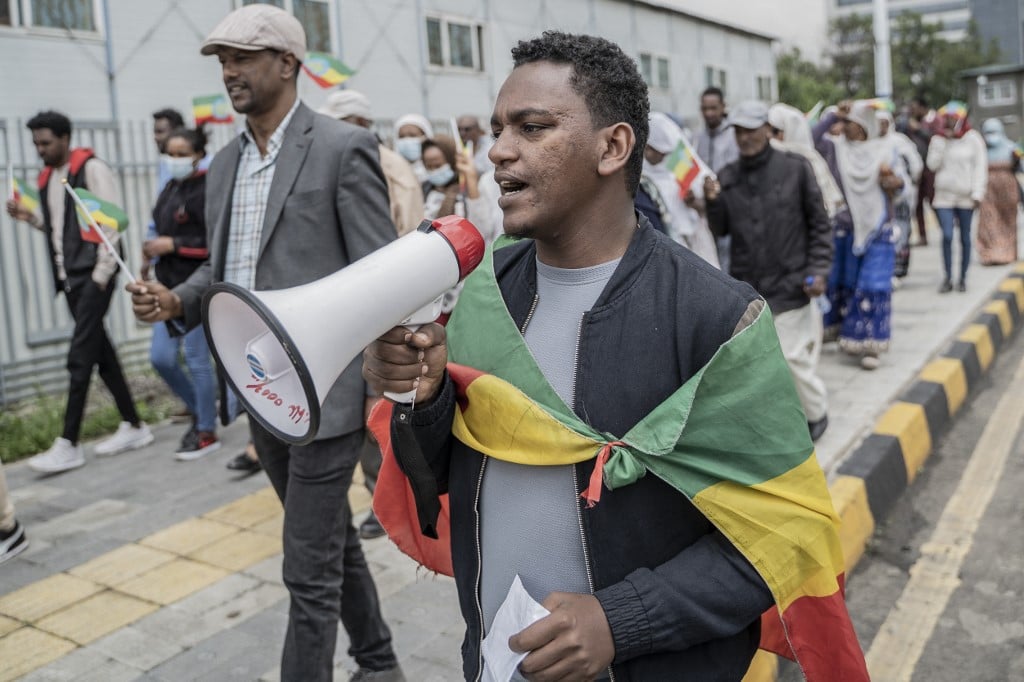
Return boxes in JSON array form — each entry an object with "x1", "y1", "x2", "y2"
[
  {"x1": 827, "y1": 14, "x2": 875, "y2": 99},
  {"x1": 776, "y1": 48, "x2": 844, "y2": 112}
]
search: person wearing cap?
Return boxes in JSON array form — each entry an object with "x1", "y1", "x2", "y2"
[
  {"x1": 125, "y1": 5, "x2": 404, "y2": 681},
  {"x1": 704, "y1": 100, "x2": 833, "y2": 440},
  {"x1": 392, "y1": 114, "x2": 433, "y2": 183},
  {"x1": 320, "y1": 90, "x2": 424, "y2": 237},
  {"x1": 813, "y1": 100, "x2": 909, "y2": 371},
  {"x1": 693, "y1": 86, "x2": 740, "y2": 272}
]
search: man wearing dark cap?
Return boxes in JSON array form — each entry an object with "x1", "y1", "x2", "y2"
[
  {"x1": 127, "y1": 5, "x2": 403, "y2": 681},
  {"x1": 704, "y1": 100, "x2": 833, "y2": 441}
]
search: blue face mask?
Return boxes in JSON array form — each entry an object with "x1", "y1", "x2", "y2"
[
  {"x1": 396, "y1": 137, "x2": 422, "y2": 162},
  {"x1": 427, "y1": 164, "x2": 455, "y2": 187}
]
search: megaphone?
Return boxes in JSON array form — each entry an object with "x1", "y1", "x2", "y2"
[{"x1": 202, "y1": 216, "x2": 485, "y2": 445}]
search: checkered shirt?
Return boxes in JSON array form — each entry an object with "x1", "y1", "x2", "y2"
[{"x1": 222, "y1": 99, "x2": 301, "y2": 289}]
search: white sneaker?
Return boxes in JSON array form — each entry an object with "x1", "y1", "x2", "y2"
[
  {"x1": 28, "y1": 438, "x2": 85, "y2": 474},
  {"x1": 94, "y1": 422, "x2": 154, "y2": 456}
]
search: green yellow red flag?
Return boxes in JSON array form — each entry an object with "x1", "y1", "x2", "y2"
[
  {"x1": 11, "y1": 177, "x2": 40, "y2": 213},
  {"x1": 369, "y1": 240, "x2": 869, "y2": 681},
  {"x1": 302, "y1": 51, "x2": 355, "y2": 88},
  {"x1": 665, "y1": 138, "x2": 703, "y2": 197},
  {"x1": 73, "y1": 187, "x2": 128, "y2": 244},
  {"x1": 192, "y1": 94, "x2": 234, "y2": 126}
]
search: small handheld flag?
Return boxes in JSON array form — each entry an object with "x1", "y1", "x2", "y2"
[
  {"x1": 192, "y1": 94, "x2": 234, "y2": 126},
  {"x1": 302, "y1": 52, "x2": 355, "y2": 89},
  {"x1": 11, "y1": 176, "x2": 40, "y2": 214},
  {"x1": 665, "y1": 137, "x2": 705, "y2": 197},
  {"x1": 805, "y1": 100, "x2": 824, "y2": 124},
  {"x1": 63, "y1": 182, "x2": 136, "y2": 284}
]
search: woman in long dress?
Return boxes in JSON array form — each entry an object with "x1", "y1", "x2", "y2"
[
  {"x1": 977, "y1": 118, "x2": 1019, "y2": 265},
  {"x1": 814, "y1": 101, "x2": 909, "y2": 370}
]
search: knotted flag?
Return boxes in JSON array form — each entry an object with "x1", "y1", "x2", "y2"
[
  {"x1": 73, "y1": 188, "x2": 128, "y2": 245},
  {"x1": 302, "y1": 51, "x2": 355, "y2": 88},
  {"x1": 369, "y1": 241, "x2": 869, "y2": 682},
  {"x1": 192, "y1": 94, "x2": 234, "y2": 126},
  {"x1": 11, "y1": 177, "x2": 40, "y2": 213}
]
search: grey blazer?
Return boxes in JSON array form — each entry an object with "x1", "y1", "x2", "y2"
[{"x1": 174, "y1": 102, "x2": 395, "y2": 440}]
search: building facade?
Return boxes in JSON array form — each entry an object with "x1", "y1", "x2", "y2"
[
  {"x1": 970, "y1": 0, "x2": 1024, "y2": 65},
  {"x1": 0, "y1": 0, "x2": 775, "y2": 405},
  {"x1": 829, "y1": 0, "x2": 971, "y2": 42}
]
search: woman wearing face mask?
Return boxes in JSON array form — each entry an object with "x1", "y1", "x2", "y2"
[
  {"x1": 143, "y1": 127, "x2": 220, "y2": 461},
  {"x1": 393, "y1": 114, "x2": 434, "y2": 183}
]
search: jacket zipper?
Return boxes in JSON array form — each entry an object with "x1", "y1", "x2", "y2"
[
  {"x1": 473, "y1": 457, "x2": 488, "y2": 682},
  {"x1": 571, "y1": 314, "x2": 615, "y2": 681},
  {"x1": 520, "y1": 293, "x2": 539, "y2": 334}
]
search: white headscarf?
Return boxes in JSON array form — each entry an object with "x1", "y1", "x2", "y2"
[
  {"x1": 392, "y1": 114, "x2": 434, "y2": 139},
  {"x1": 834, "y1": 101, "x2": 893, "y2": 252},
  {"x1": 769, "y1": 103, "x2": 844, "y2": 217},
  {"x1": 643, "y1": 113, "x2": 719, "y2": 267}
]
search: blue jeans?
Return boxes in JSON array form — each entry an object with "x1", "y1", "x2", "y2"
[
  {"x1": 935, "y1": 207, "x2": 974, "y2": 281},
  {"x1": 150, "y1": 322, "x2": 217, "y2": 433}
]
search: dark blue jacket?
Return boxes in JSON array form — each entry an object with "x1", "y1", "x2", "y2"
[{"x1": 402, "y1": 220, "x2": 774, "y2": 681}]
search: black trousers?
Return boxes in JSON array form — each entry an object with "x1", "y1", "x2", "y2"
[
  {"x1": 62, "y1": 274, "x2": 139, "y2": 443},
  {"x1": 250, "y1": 420, "x2": 397, "y2": 681}
]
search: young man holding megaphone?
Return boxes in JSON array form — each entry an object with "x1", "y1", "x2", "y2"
[
  {"x1": 127, "y1": 5, "x2": 404, "y2": 682},
  {"x1": 363, "y1": 32, "x2": 869, "y2": 682}
]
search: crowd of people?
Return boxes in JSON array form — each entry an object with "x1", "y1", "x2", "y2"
[{"x1": 1, "y1": 3, "x2": 1021, "y2": 681}]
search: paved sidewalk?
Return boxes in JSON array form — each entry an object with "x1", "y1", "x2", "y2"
[{"x1": 0, "y1": 223, "x2": 1018, "y2": 681}]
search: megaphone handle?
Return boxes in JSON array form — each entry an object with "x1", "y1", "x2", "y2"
[{"x1": 383, "y1": 323, "x2": 422, "y2": 404}]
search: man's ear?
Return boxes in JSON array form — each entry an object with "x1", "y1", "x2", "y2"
[
  {"x1": 597, "y1": 122, "x2": 635, "y2": 178},
  {"x1": 281, "y1": 52, "x2": 300, "y2": 81}
]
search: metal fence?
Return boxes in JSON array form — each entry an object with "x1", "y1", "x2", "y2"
[{"x1": 0, "y1": 117, "x2": 236, "y2": 406}]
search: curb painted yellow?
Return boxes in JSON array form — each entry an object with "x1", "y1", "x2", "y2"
[
  {"x1": 958, "y1": 324, "x2": 994, "y2": 370},
  {"x1": 999, "y1": 277, "x2": 1024, "y2": 313},
  {"x1": 984, "y1": 299, "x2": 1013, "y2": 338},
  {"x1": 918, "y1": 358, "x2": 968, "y2": 416},
  {"x1": 829, "y1": 475, "x2": 876, "y2": 574},
  {"x1": 874, "y1": 402, "x2": 932, "y2": 483}
]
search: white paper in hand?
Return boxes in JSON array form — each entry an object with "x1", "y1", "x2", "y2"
[{"x1": 481, "y1": 575, "x2": 550, "y2": 682}]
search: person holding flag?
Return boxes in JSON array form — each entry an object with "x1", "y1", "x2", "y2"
[
  {"x1": 364, "y1": 32, "x2": 867, "y2": 682},
  {"x1": 637, "y1": 111, "x2": 719, "y2": 266},
  {"x1": 5, "y1": 110, "x2": 151, "y2": 474}
]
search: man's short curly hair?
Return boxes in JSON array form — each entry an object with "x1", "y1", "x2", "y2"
[{"x1": 511, "y1": 31, "x2": 649, "y2": 196}]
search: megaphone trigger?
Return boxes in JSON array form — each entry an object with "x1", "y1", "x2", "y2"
[{"x1": 384, "y1": 293, "x2": 447, "y2": 405}]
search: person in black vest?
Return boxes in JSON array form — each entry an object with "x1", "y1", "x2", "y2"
[{"x1": 5, "y1": 110, "x2": 152, "y2": 474}]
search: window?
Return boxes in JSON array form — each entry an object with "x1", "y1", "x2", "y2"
[
  {"x1": 26, "y1": 0, "x2": 95, "y2": 31},
  {"x1": 242, "y1": 0, "x2": 330, "y2": 52},
  {"x1": 705, "y1": 66, "x2": 727, "y2": 90},
  {"x1": 978, "y1": 79, "x2": 1016, "y2": 107},
  {"x1": 756, "y1": 75, "x2": 772, "y2": 101},
  {"x1": 638, "y1": 52, "x2": 670, "y2": 89},
  {"x1": 425, "y1": 15, "x2": 485, "y2": 71}
]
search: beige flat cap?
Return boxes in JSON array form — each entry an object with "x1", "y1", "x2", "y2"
[{"x1": 200, "y1": 4, "x2": 306, "y2": 59}]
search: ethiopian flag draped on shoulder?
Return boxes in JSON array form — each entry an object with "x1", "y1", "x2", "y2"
[{"x1": 369, "y1": 243, "x2": 868, "y2": 681}]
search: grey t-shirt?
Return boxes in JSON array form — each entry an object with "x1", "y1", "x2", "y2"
[{"x1": 480, "y1": 256, "x2": 621, "y2": 637}]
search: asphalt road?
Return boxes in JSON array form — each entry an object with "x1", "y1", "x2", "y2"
[{"x1": 782, "y1": 325, "x2": 1024, "y2": 682}]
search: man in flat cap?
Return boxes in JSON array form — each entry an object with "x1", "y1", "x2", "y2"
[{"x1": 127, "y1": 5, "x2": 404, "y2": 681}]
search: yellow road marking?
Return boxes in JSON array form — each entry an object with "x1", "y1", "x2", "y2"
[
  {"x1": 865, "y1": 351, "x2": 1024, "y2": 681},
  {"x1": 69, "y1": 543, "x2": 176, "y2": 587},
  {"x1": 115, "y1": 557, "x2": 229, "y2": 606},
  {"x1": 203, "y1": 492, "x2": 283, "y2": 528},
  {"x1": 0, "y1": 616, "x2": 18, "y2": 638},
  {"x1": 140, "y1": 516, "x2": 240, "y2": 555},
  {"x1": 188, "y1": 529, "x2": 283, "y2": 572}
]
